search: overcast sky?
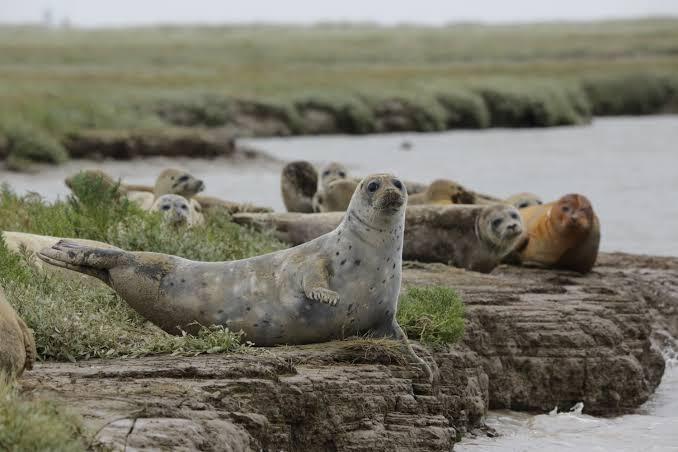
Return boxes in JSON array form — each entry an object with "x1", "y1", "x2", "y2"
[{"x1": 1, "y1": 0, "x2": 677, "y2": 26}]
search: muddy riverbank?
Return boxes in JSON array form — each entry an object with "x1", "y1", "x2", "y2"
[{"x1": 19, "y1": 252, "x2": 675, "y2": 451}]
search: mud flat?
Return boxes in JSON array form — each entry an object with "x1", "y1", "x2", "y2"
[{"x1": 20, "y1": 252, "x2": 674, "y2": 451}]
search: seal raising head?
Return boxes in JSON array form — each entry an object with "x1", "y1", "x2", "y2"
[
  {"x1": 549, "y1": 194, "x2": 595, "y2": 234},
  {"x1": 477, "y1": 204, "x2": 524, "y2": 250},
  {"x1": 38, "y1": 173, "x2": 414, "y2": 348},
  {"x1": 154, "y1": 168, "x2": 205, "y2": 199},
  {"x1": 318, "y1": 162, "x2": 348, "y2": 191}
]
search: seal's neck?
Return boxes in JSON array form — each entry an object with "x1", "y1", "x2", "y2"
[{"x1": 341, "y1": 208, "x2": 404, "y2": 249}]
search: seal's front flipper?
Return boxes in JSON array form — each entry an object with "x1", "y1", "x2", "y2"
[
  {"x1": 38, "y1": 240, "x2": 125, "y2": 283},
  {"x1": 302, "y1": 259, "x2": 339, "y2": 306}
]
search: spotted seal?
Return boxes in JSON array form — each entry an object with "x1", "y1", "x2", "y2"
[
  {"x1": 150, "y1": 194, "x2": 202, "y2": 227},
  {"x1": 39, "y1": 173, "x2": 431, "y2": 378}
]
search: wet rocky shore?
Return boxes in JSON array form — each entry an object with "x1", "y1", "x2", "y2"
[{"x1": 19, "y1": 252, "x2": 675, "y2": 451}]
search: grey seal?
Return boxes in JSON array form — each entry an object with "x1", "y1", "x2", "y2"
[{"x1": 38, "y1": 174, "x2": 430, "y2": 379}]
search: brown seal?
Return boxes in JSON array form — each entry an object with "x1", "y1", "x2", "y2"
[
  {"x1": 281, "y1": 161, "x2": 318, "y2": 213},
  {"x1": 517, "y1": 193, "x2": 600, "y2": 273},
  {"x1": 0, "y1": 286, "x2": 37, "y2": 378}
]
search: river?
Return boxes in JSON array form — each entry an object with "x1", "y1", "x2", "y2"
[{"x1": 1, "y1": 115, "x2": 677, "y2": 450}]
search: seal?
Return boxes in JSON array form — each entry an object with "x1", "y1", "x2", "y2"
[
  {"x1": 38, "y1": 173, "x2": 432, "y2": 379},
  {"x1": 314, "y1": 179, "x2": 359, "y2": 212},
  {"x1": 233, "y1": 203, "x2": 525, "y2": 273},
  {"x1": 408, "y1": 179, "x2": 475, "y2": 205},
  {"x1": 128, "y1": 168, "x2": 206, "y2": 211},
  {"x1": 0, "y1": 286, "x2": 37, "y2": 378},
  {"x1": 516, "y1": 193, "x2": 600, "y2": 273},
  {"x1": 318, "y1": 162, "x2": 348, "y2": 191},
  {"x1": 505, "y1": 192, "x2": 543, "y2": 209},
  {"x1": 281, "y1": 161, "x2": 318, "y2": 213},
  {"x1": 150, "y1": 194, "x2": 202, "y2": 227}
]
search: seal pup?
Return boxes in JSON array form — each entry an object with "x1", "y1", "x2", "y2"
[
  {"x1": 39, "y1": 173, "x2": 432, "y2": 379},
  {"x1": 150, "y1": 194, "x2": 201, "y2": 227},
  {"x1": 516, "y1": 193, "x2": 600, "y2": 273},
  {"x1": 281, "y1": 161, "x2": 318, "y2": 213},
  {"x1": 0, "y1": 286, "x2": 36, "y2": 378},
  {"x1": 318, "y1": 162, "x2": 348, "y2": 191},
  {"x1": 129, "y1": 168, "x2": 206, "y2": 211},
  {"x1": 408, "y1": 179, "x2": 475, "y2": 205},
  {"x1": 234, "y1": 204, "x2": 525, "y2": 273},
  {"x1": 505, "y1": 192, "x2": 543, "y2": 209},
  {"x1": 314, "y1": 179, "x2": 359, "y2": 213}
]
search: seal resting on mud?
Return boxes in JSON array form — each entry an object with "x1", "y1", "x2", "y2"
[
  {"x1": 515, "y1": 193, "x2": 600, "y2": 273},
  {"x1": 0, "y1": 286, "x2": 36, "y2": 378},
  {"x1": 39, "y1": 174, "x2": 429, "y2": 378}
]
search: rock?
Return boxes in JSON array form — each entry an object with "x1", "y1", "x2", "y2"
[{"x1": 19, "y1": 253, "x2": 674, "y2": 450}]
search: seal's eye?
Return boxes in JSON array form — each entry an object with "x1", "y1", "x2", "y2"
[
  {"x1": 393, "y1": 179, "x2": 403, "y2": 190},
  {"x1": 492, "y1": 218, "x2": 502, "y2": 228},
  {"x1": 322, "y1": 170, "x2": 330, "y2": 177},
  {"x1": 178, "y1": 175, "x2": 189, "y2": 182},
  {"x1": 367, "y1": 181, "x2": 380, "y2": 193},
  {"x1": 518, "y1": 202, "x2": 528, "y2": 209},
  {"x1": 510, "y1": 212, "x2": 519, "y2": 220},
  {"x1": 536, "y1": 200, "x2": 543, "y2": 205},
  {"x1": 181, "y1": 204, "x2": 188, "y2": 210},
  {"x1": 338, "y1": 171, "x2": 346, "y2": 178},
  {"x1": 562, "y1": 205, "x2": 571, "y2": 213},
  {"x1": 161, "y1": 205, "x2": 171, "y2": 211}
]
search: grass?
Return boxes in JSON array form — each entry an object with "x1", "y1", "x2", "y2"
[
  {"x1": 0, "y1": 19, "x2": 677, "y2": 167},
  {"x1": 0, "y1": 181, "x2": 285, "y2": 362},
  {"x1": 0, "y1": 373, "x2": 85, "y2": 452},
  {"x1": 397, "y1": 286, "x2": 465, "y2": 344}
]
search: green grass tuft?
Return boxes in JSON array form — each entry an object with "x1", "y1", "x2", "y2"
[
  {"x1": 0, "y1": 373, "x2": 85, "y2": 452},
  {"x1": 582, "y1": 72, "x2": 678, "y2": 116},
  {"x1": 397, "y1": 286, "x2": 465, "y2": 344}
]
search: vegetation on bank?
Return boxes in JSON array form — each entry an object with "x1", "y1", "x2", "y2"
[
  {"x1": 0, "y1": 19, "x2": 677, "y2": 168},
  {"x1": 0, "y1": 373, "x2": 85, "y2": 452}
]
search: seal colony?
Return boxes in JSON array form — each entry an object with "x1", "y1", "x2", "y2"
[{"x1": 39, "y1": 173, "x2": 431, "y2": 377}]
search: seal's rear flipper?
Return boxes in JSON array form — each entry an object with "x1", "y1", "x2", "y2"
[{"x1": 37, "y1": 240, "x2": 125, "y2": 283}]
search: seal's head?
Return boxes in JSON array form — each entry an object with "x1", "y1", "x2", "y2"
[
  {"x1": 154, "y1": 169, "x2": 205, "y2": 199},
  {"x1": 550, "y1": 194, "x2": 594, "y2": 233},
  {"x1": 477, "y1": 204, "x2": 524, "y2": 250},
  {"x1": 508, "y1": 192, "x2": 543, "y2": 209},
  {"x1": 151, "y1": 194, "x2": 192, "y2": 226},
  {"x1": 427, "y1": 179, "x2": 475, "y2": 204},
  {"x1": 346, "y1": 173, "x2": 407, "y2": 229},
  {"x1": 319, "y1": 162, "x2": 348, "y2": 189},
  {"x1": 282, "y1": 161, "x2": 318, "y2": 197}
]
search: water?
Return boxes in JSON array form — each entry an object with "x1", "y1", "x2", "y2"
[
  {"x1": 457, "y1": 346, "x2": 678, "y2": 452},
  {"x1": 1, "y1": 116, "x2": 676, "y2": 255}
]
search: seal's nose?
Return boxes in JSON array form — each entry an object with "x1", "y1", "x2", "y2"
[
  {"x1": 507, "y1": 223, "x2": 518, "y2": 231},
  {"x1": 196, "y1": 180, "x2": 205, "y2": 192}
]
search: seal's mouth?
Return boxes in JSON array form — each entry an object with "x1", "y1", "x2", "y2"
[{"x1": 374, "y1": 190, "x2": 405, "y2": 212}]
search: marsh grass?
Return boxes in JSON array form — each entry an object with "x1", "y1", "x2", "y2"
[
  {"x1": 397, "y1": 286, "x2": 465, "y2": 344},
  {"x1": 1, "y1": 20, "x2": 677, "y2": 167},
  {"x1": 0, "y1": 373, "x2": 85, "y2": 452},
  {"x1": 0, "y1": 182, "x2": 285, "y2": 362}
]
